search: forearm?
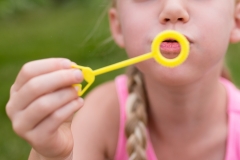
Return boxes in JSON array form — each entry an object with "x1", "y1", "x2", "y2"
[{"x1": 28, "y1": 149, "x2": 72, "y2": 160}]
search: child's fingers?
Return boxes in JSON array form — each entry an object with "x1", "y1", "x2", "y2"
[
  {"x1": 12, "y1": 58, "x2": 72, "y2": 93},
  {"x1": 25, "y1": 98, "x2": 83, "y2": 149},
  {"x1": 34, "y1": 98, "x2": 83, "y2": 136},
  {"x1": 12, "y1": 87, "x2": 79, "y2": 135},
  {"x1": 7, "y1": 68, "x2": 83, "y2": 116}
]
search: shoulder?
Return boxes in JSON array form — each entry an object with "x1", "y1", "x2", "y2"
[
  {"x1": 71, "y1": 81, "x2": 121, "y2": 159},
  {"x1": 84, "y1": 80, "x2": 119, "y2": 109}
]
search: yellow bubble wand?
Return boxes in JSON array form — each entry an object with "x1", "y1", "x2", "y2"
[{"x1": 72, "y1": 30, "x2": 189, "y2": 96}]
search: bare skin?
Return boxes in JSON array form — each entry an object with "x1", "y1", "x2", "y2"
[
  {"x1": 6, "y1": 58, "x2": 83, "y2": 160},
  {"x1": 145, "y1": 66, "x2": 228, "y2": 160},
  {"x1": 55, "y1": 76, "x2": 228, "y2": 160},
  {"x1": 6, "y1": 0, "x2": 240, "y2": 159},
  {"x1": 4, "y1": 59, "x2": 235, "y2": 160}
]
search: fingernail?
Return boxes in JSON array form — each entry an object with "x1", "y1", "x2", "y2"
[
  {"x1": 74, "y1": 70, "x2": 82, "y2": 81},
  {"x1": 71, "y1": 62, "x2": 77, "y2": 65},
  {"x1": 61, "y1": 59, "x2": 71, "y2": 69},
  {"x1": 74, "y1": 86, "x2": 79, "y2": 92},
  {"x1": 78, "y1": 98, "x2": 84, "y2": 105}
]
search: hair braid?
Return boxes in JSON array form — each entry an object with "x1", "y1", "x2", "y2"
[{"x1": 125, "y1": 66, "x2": 148, "y2": 160}]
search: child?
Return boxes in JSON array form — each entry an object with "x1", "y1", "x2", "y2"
[{"x1": 6, "y1": 0, "x2": 240, "y2": 159}]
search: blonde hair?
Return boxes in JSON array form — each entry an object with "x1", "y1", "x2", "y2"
[
  {"x1": 111, "y1": 0, "x2": 116, "y2": 7},
  {"x1": 125, "y1": 66, "x2": 148, "y2": 160}
]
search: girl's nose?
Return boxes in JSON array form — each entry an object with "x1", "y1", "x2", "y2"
[{"x1": 159, "y1": 1, "x2": 189, "y2": 24}]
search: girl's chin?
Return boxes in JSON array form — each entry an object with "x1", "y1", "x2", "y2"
[
  {"x1": 142, "y1": 67, "x2": 199, "y2": 86},
  {"x1": 155, "y1": 75, "x2": 195, "y2": 87}
]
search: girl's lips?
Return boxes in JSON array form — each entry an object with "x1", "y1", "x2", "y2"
[
  {"x1": 160, "y1": 41, "x2": 181, "y2": 59},
  {"x1": 150, "y1": 34, "x2": 192, "y2": 59}
]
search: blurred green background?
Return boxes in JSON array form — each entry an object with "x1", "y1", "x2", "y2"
[
  {"x1": 0, "y1": 0, "x2": 239, "y2": 159},
  {"x1": 0, "y1": 0, "x2": 127, "y2": 159}
]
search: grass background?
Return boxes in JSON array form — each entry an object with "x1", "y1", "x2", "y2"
[{"x1": 0, "y1": 1, "x2": 240, "y2": 159}]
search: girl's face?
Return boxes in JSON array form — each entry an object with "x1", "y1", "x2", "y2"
[{"x1": 109, "y1": 0, "x2": 240, "y2": 85}]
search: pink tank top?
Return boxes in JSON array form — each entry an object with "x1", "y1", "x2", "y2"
[{"x1": 114, "y1": 75, "x2": 240, "y2": 160}]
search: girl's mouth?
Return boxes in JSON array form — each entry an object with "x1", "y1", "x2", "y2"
[{"x1": 160, "y1": 39, "x2": 181, "y2": 59}]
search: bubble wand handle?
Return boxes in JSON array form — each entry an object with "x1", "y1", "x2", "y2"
[
  {"x1": 71, "y1": 53, "x2": 152, "y2": 96},
  {"x1": 93, "y1": 52, "x2": 152, "y2": 76},
  {"x1": 72, "y1": 30, "x2": 189, "y2": 96}
]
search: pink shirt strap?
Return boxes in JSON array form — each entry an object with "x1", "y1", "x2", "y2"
[
  {"x1": 114, "y1": 75, "x2": 129, "y2": 160},
  {"x1": 114, "y1": 75, "x2": 158, "y2": 160},
  {"x1": 221, "y1": 78, "x2": 240, "y2": 160}
]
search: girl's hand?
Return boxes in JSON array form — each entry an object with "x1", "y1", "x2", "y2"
[{"x1": 6, "y1": 58, "x2": 84, "y2": 159}]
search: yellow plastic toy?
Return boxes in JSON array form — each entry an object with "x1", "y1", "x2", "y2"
[{"x1": 72, "y1": 30, "x2": 189, "y2": 96}]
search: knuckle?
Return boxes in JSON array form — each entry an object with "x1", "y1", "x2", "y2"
[
  {"x1": 60, "y1": 70, "x2": 72, "y2": 83},
  {"x1": 53, "y1": 58, "x2": 65, "y2": 67},
  {"x1": 5, "y1": 98, "x2": 19, "y2": 120},
  {"x1": 10, "y1": 84, "x2": 16, "y2": 94},
  {"x1": 69, "y1": 87, "x2": 79, "y2": 98},
  {"x1": 5, "y1": 101, "x2": 13, "y2": 118},
  {"x1": 72, "y1": 99, "x2": 80, "y2": 107},
  {"x1": 52, "y1": 111, "x2": 64, "y2": 122},
  {"x1": 27, "y1": 79, "x2": 41, "y2": 93},
  {"x1": 21, "y1": 62, "x2": 33, "y2": 78},
  {"x1": 72, "y1": 99, "x2": 82, "y2": 110},
  {"x1": 12, "y1": 120, "x2": 24, "y2": 136},
  {"x1": 37, "y1": 99, "x2": 51, "y2": 113},
  {"x1": 56, "y1": 88, "x2": 79, "y2": 105}
]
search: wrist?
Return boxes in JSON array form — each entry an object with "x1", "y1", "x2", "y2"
[
  {"x1": 29, "y1": 149, "x2": 72, "y2": 160},
  {"x1": 40, "y1": 153, "x2": 72, "y2": 160}
]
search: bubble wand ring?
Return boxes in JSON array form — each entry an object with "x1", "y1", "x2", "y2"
[
  {"x1": 152, "y1": 31, "x2": 189, "y2": 67},
  {"x1": 72, "y1": 30, "x2": 189, "y2": 96}
]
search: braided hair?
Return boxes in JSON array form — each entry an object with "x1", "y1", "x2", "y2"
[{"x1": 125, "y1": 66, "x2": 148, "y2": 160}]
